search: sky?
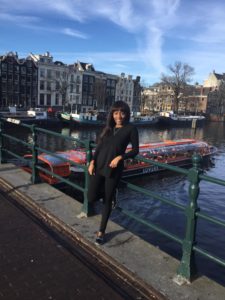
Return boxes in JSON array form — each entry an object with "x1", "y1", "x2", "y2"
[{"x1": 1, "y1": 0, "x2": 225, "y2": 86}]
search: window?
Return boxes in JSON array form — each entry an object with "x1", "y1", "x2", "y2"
[
  {"x1": 62, "y1": 72, "x2": 67, "y2": 79},
  {"x1": 88, "y1": 96, "x2": 92, "y2": 105},
  {"x1": 47, "y1": 94, "x2": 51, "y2": 105},
  {"x1": 1, "y1": 83, "x2": 7, "y2": 91},
  {"x1": 40, "y1": 94, "x2": 45, "y2": 105},
  {"x1": 40, "y1": 69, "x2": 45, "y2": 78},
  {"x1": 83, "y1": 84, "x2": 88, "y2": 92},
  {"x1": 40, "y1": 81, "x2": 45, "y2": 90},
  {"x1": 1, "y1": 73, "x2": 7, "y2": 80},
  {"x1": 55, "y1": 81, "x2": 60, "y2": 91},
  {"x1": 76, "y1": 84, "x2": 80, "y2": 93},
  {"x1": 47, "y1": 69, "x2": 52, "y2": 79},
  {"x1": 55, "y1": 70, "x2": 60, "y2": 78},
  {"x1": 47, "y1": 82, "x2": 51, "y2": 91},
  {"x1": 8, "y1": 64, "x2": 13, "y2": 72},
  {"x1": 21, "y1": 66, "x2": 26, "y2": 74},
  {"x1": 83, "y1": 76, "x2": 88, "y2": 83},
  {"x1": 55, "y1": 93, "x2": 59, "y2": 105},
  {"x1": 1, "y1": 63, "x2": 7, "y2": 71},
  {"x1": 26, "y1": 86, "x2": 31, "y2": 94}
]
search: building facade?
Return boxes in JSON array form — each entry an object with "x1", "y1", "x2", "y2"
[
  {"x1": 0, "y1": 51, "x2": 142, "y2": 113},
  {"x1": 29, "y1": 52, "x2": 68, "y2": 109},
  {"x1": 0, "y1": 51, "x2": 38, "y2": 109},
  {"x1": 115, "y1": 73, "x2": 134, "y2": 111}
]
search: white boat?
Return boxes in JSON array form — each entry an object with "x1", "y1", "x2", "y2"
[
  {"x1": 130, "y1": 114, "x2": 159, "y2": 126},
  {"x1": 159, "y1": 111, "x2": 205, "y2": 127},
  {"x1": 27, "y1": 108, "x2": 48, "y2": 120},
  {"x1": 60, "y1": 111, "x2": 106, "y2": 126}
]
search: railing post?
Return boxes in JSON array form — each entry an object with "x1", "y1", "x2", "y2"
[
  {"x1": 31, "y1": 124, "x2": 41, "y2": 184},
  {"x1": 0, "y1": 118, "x2": 4, "y2": 164},
  {"x1": 80, "y1": 140, "x2": 94, "y2": 217},
  {"x1": 174, "y1": 153, "x2": 202, "y2": 285}
]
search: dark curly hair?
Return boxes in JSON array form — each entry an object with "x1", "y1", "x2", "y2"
[{"x1": 99, "y1": 101, "x2": 130, "y2": 141}]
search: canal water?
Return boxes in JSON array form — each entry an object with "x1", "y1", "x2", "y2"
[{"x1": 3, "y1": 121, "x2": 225, "y2": 286}]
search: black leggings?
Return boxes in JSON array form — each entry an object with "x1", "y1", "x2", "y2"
[{"x1": 88, "y1": 173, "x2": 120, "y2": 233}]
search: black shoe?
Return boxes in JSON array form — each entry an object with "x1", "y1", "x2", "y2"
[
  {"x1": 95, "y1": 236, "x2": 104, "y2": 246},
  {"x1": 112, "y1": 188, "x2": 118, "y2": 209},
  {"x1": 95, "y1": 232, "x2": 105, "y2": 246}
]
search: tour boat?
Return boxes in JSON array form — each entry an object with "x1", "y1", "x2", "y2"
[{"x1": 22, "y1": 139, "x2": 216, "y2": 184}]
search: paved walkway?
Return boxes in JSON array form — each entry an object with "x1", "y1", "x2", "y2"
[
  {"x1": 0, "y1": 193, "x2": 158, "y2": 300},
  {"x1": 0, "y1": 163, "x2": 225, "y2": 299}
]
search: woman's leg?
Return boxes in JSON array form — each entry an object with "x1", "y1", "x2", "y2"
[
  {"x1": 99, "y1": 176, "x2": 120, "y2": 233},
  {"x1": 87, "y1": 173, "x2": 104, "y2": 203}
]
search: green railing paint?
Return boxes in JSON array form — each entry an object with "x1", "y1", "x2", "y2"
[{"x1": 0, "y1": 118, "x2": 225, "y2": 284}]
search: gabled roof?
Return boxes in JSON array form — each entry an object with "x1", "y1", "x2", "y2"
[
  {"x1": 213, "y1": 72, "x2": 224, "y2": 80},
  {"x1": 76, "y1": 61, "x2": 95, "y2": 71}
]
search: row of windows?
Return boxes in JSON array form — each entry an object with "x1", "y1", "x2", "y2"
[
  {"x1": 40, "y1": 69, "x2": 67, "y2": 79},
  {"x1": 1, "y1": 95, "x2": 37, "y2": 106},
  {"x1": 39, "y1": 93, "x2": 60, "y2": 106},
  {"x1": 1, "y1": 73, "x2": 37, "y2": 82},
  {"x1": 1, "y1": 63, "x2": 37, "y2": 74}
]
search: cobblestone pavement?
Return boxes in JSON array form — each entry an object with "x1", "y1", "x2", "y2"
[{"x1": 0, "y1": 193, "x2": 155, "y2": 300}]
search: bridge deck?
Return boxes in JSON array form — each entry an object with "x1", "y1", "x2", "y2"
[{"x1": 0, "y1": 163, "x2": 224, "y2": 300}]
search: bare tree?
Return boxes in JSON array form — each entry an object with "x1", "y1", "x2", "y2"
[
  {"x1": 55, "y1": 76, "x2": 71, "y2": 111},
  {"x1": 214, "y1": 81, "x2": 225, "y2": 115},
  {"x1": 161, "y1": 61, "x2": 195, "y2": 113}
]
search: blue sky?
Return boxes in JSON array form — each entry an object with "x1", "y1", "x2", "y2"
[{"x1": 1, "y1": 0, "x2": 225, "y2": 85}]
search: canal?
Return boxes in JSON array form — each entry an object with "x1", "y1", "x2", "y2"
[{"x1": 3, "y1": 121, "x2": 225, "y2": 286}]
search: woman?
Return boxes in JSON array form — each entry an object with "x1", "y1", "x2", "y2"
[{"x1": 88, "y1": 101, "x2": 139, "y2": 245}]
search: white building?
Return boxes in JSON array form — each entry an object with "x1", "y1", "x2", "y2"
[
  {"x1": 115, "y1": 73, "x2": 134, "y2": 111},
  {"x1": 67, "y1": 63, "x2": 83, "y2": 112},
  {"x1": 29, "y1": 52, "x2": 68, "y2": 108}
]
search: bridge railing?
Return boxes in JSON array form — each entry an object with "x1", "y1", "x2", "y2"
[
  {"x1": 0, "y1": 118, "x2": 225, "y2": 284},
  {"x1": 0, "y1": 119, "x2": 94, "y2": 215}
]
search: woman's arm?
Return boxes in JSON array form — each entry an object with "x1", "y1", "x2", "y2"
[
  {"x1": 121, "y1": 126, "x2": 139, "y2": 160},
  {"x1": 88, "y1": 159, "x2": 95, "y2": 175}
]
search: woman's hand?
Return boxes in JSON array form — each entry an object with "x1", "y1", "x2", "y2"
[
  {"x1": 109, "y1": 155, "x2": 123, "y2": 168},
  {"x1": 88, "y1": 161, "x2": 95, "y2": 175}
]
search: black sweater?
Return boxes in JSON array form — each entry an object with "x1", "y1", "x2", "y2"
[{"x1": 93, "y1": 123, "x2": 139, "y2": 177}]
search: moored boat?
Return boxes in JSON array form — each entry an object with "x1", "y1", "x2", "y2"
[
  {"x1": 22, "y1": 152, "x2": 72, "y2": 184},
  {"x1": 60, "y1": 111, "x2": 106, "y2": 126},
  {"x1": 22, "y1": 139, "x2": 216, "y2": 184},
  {"x1": 130, "y1": 114, "x2": 159, "y2": 126},
  {"x1": 60, "y1": 112, "x2": 71, "y2": 123},
  {"x1": 159, "y1": 111, "x2": 205, "y2": 127}
]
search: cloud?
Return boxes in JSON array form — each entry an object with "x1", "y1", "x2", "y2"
[
  {"x1": 61, "y1": 28, "x2": 88, "y2": 39},
  {"x1": 0, "y1": 12, "x2": 39, "y2": 23},
  {"x1": 2, "y1": 0, "x2": 225, "y2": 85}
]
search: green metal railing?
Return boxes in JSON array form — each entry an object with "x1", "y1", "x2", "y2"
[{"x1": 0, "y1": 117, "x2": 225, "y2": 285}]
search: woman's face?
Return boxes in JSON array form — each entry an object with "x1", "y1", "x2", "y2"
[{"x1": 113, "y1": 110, "x2": 126, "y2": 127}]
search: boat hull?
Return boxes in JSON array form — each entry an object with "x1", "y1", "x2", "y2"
[{"x1": 159, "y1": 116, "x2": 205, "y2": 127}]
